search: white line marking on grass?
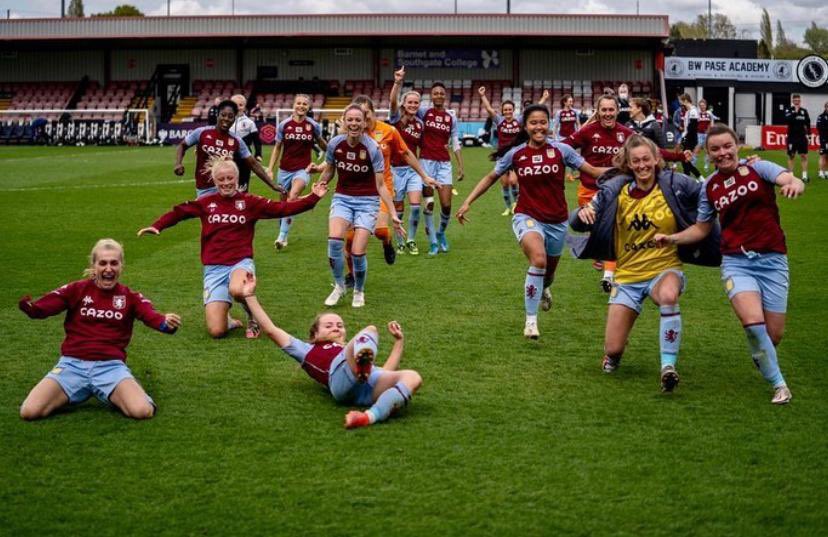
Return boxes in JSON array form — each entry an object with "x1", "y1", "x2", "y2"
[
  {"x1": 0, "y1": 179, "x2": 190, "y2": 192},
  {"x1": 0, "y1": 149, "x2": 164, "y2": 162}
]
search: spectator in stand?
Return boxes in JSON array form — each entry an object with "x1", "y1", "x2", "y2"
[
  {"x1": 818, "y1": 101, "x2": 828, "y2": 180},
  {"x1": 785, "y1": 94, "x2": 811, "y2": 182},
  {"x1": 617, "y1": 83, "x2": 631, "y2": 125},
  {"x1": 207, "y1": 97, "x2": 221, "y2": 126},
  {"x1": 230, "y1": 94, "x2": 262, "y2": 193}
]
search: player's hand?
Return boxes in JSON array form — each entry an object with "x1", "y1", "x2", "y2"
[
  {"x1": 780, "y1": 178, "x2": 805, "y2": 199},
  {"x1": 241, "y1": 271, "x2": 257, "y2": 297},
  {"x1": 164, "y1": 313, "x2": 182, "y2": 330},
  {"x1": 306, "y1": 162, "x2": 325, "y2": 174},
  {"x1": 682, "y1": 150, "x2": 693, "y2": 162},
  {"x1": 137, "y1": 226, "x2": 159, "y2": 237},
  {"x1": 456, "y1": 203, "x2": 471, "y2": 225},
  {"x1": 311, "y1": 181, "x2": 328, "y2": 198},
  {"x1": 394, "y1": 66, "x2": 406, "y2": 83},
  {"x1": 541, "y1": 89, "x2": 550, "y2": 101},
  {"x1": 18, "y1": 295, "x2": 33, "y2": 314},
  {"x1": 391, "y1": 214, "x2": 404, "y2": 232},
  {"x1": 653, "y1": 233, "x2": 674, "y2": 247},
  {"x1": 478, "y1": 86, "x2": 486, "y2": 97},
  {"x1": 744, "y1": 154, "x2": 761, "y2": 166},
  {"x1": 387, "y1": 321, "x2": 404, "y2": 340},
  {"x1": 173, "y1": 164, "x2": 185, "y2": 176},
  {"x1": 423, "y1": 176, "x2": 438, "y2": 188},
  {"x1": 577, "y1": 205, "x2": 596, "y2": 225}
]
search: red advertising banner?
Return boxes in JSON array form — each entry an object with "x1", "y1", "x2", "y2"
[{"x1": 761, "y1": 126, "x2": 821, "y2": 150}]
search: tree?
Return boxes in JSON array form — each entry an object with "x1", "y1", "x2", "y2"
[
  {"x1": 758, "y1": 9, "x2": 773, "y2": 59},
  {"x1": 669, "y1": 13, "x2": 737, "y2": 40},
  {"x1": 67, "y1": 0, "x2": 84, "y2": 17},
  {"x1": 804, "y1": 22, "x2": 828, "y2": 55},
  {"x1": 773, "y1": 19, "x2": 810, "y2": 59},
  {"x1": 775, "y1": 20, "x2": 791, "y2": 50},
  {"x1": 93, "y1": 4, "x2": 145, "y2": 17}
]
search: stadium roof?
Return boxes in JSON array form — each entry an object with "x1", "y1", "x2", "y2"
[{"x1": 0, "y1": 14, "x2": 669, "y2": 43}]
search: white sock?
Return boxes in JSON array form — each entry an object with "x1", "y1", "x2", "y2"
[
  {"x1": 526, "y1": 314, "x2": 538, "y2": 324},
  {"x1": 603, "y1": 270, "x2": 615, "y2": 279}
]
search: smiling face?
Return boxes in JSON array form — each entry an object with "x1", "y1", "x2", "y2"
[
  {"x1": 628, "y1": 145, "x2": 658, "y2": 184},
  {"x1": 343, "y1": 108, "x2": 365, "y2": 138},
  {"x1": 597, "y1": 97, "x2": 618, "y2": 128},
  {"x1": 294, "y1": 95, "x2": 310, "y2": 117},
  {"x1": 502, "y1": 102, "x2": 515, "y2": 120},
  {"x1": 525, "y1": 110, "x2": 550, "y2": 145},
  {"x1": 564, "y1": 96, "x2": 573, "y2": 109},
  {"x1": 706, "y1": 132, "x2": 740, "y2": 173},
  {"x1": 216, "y1": 106, "x2": 236, "y2": 133},
  {"x1": 431, "y1": 85, "x2": 446, "y2": 107},
  {"x1": 213, "y1": 163, "x2": 239, "y2": 197},
  {"x1": 313, "y1": 313, "x2": 346, "y2": 344},
  {"x1": 403, "y1": 92, "x2": 420, "y2": 116},
  {"x1": 93, "y1": 249, "x2": 122, "y2": 290}
]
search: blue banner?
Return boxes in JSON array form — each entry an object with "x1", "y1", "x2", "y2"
[{"x1": 395, "y1": 49, "x2": 500, "y2": 70}]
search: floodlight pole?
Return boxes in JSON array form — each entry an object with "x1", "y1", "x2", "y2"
[
  {"x1": 61, "y1": 0, "x2": 65, "y2": 17},
  {"x1": 507, "y1": 0, "x2": 511, "y2": 14},
  {"x1": 167, "y1": 0, "x2": 170, "y2": 16},
  {"x1": 708, "y1": 0, "x2": 712, "y2": 37}
]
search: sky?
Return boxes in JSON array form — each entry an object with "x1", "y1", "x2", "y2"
[{"x1": 2, "y1": 0, "x2": 825, "y2": 46}]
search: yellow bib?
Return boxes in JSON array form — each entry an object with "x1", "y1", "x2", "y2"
[{"x1": 614, "y1": 184, "x2": 681, "y2": 284}]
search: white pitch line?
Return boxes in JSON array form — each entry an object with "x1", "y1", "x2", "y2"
[
  {"x1": 0, "y1": 149, "x2": 162, "y2": 162},
  {"x1": 0, "y1": 179, "x2": 190, "y2": 193}
]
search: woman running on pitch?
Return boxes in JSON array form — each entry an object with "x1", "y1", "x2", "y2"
[
  {"x1": 694, "y1": 99, "x2": 719, "y2": 171},
  {"x1": 570, "y1": 135, "x2": 720, "y2": 389},
  {"x1": 241, "y1": 272, "x2": 422, "y2": 429},
  {"x1": 267, "y1": 94, "x2": 328, "y2": 250},
  {"x1": 139, "y1": 158, "x2": 324, "y2": 338},
  {"x1": 552, "y1": 94, "x2": 581, "y2": 141},
  {"x1": 319, "y1": 104, "x2": 401, "y2": 308},
  {"x1": 655, "y1": 124, "x2": 805, "y2": 404},
  {"x1": 389, "y1": 67, "x2": 428, "y2": 254},
  {"x1": 456, "y1": 104, "x2": 608, "y2": 339},
  {"x1": 18, "y1": 239, "x2": 180, "y2": 420},
  {"x1": 175, "y1": 99, "x2": 281, "y2": 198},
  {"x1": 479, "y1": 85, "x2": 522, "y2": 216}
]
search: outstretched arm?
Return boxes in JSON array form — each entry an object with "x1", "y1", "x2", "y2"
[
  {"x1": 267, "y1": 141, "x2": 283, "y2": 175},
  {"x1": 246, "y1": 155, "x2": 285, "y2": 193},
  {"x1": 241, "y1": 274, "x2": 292, "y2": 347},
  {"x1": 655, "y1": 221, "x2": 714, "y2": 247},
  {"x1": 174, "y1": 141, "x2": 188, "y2": 176},
  {"x1": 390, "y1": 66, "x2": 405, "y2": 117},
  {"x1": 456, "y1": 169, "x2": 500, "y2": 224}
]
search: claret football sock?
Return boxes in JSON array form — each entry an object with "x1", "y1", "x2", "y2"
[
  {"x1": 659, "y1": 304, "x2": 681, "y2": 368},
  {"x1": 744, "y1": 323, "x2": 786, "y2": 388},
  {"x1": 327, "y1": 238, "x2": 346, "y2": 287},
  {"x1": 525, "y1": 265, "x2": 546, "y2": 316},
  {"x1": 366, "y1": 382, "x2": 412, "y2": 424}
]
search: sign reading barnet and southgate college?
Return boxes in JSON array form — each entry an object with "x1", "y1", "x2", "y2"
[
  {"x1": 665, "y1": 57, "x2": 798, "y2": 82},
  {"x1": 395, "y1": 49, "x2": 500, "y2": 70}
]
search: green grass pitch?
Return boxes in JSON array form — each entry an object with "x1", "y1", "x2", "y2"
[{"x1": 0, "y1": 145, "x2": 826, "y2": 536}]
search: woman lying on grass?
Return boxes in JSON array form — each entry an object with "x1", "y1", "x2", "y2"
[{"x1": 240, "y1": 272, "x2": 422, "y2": 429}]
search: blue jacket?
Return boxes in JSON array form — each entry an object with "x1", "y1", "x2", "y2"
[{"x1": 567, "y1": 169, "x2": 721, "y2": 267}]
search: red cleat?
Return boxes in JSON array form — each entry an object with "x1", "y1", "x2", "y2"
[
  {"x1": 345, "y1": 410, "x2": 372, "y2": 429},
  {"x1": 354, "y1": 347, "x2": 374, "y2": 383}
]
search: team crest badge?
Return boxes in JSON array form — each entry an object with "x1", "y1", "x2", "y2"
[
  {"x1": 51, "y1": 367, "x2": 63, "y2": 375},
  {"x1": 617, "y1": 133, "x2": 625, "y2": 143},
  {"x1": 724, "y1": 177, "x2": 736, "y2": 188},
  {"x1": 610, "y1": 286, "x2": 619, "y2": 298},
  {"x1": 526, "y1": 219, "x2": 535, "y2": 228},
  {"x1": 738, "y1": 166, "x2": 749, "y2": 176},
  {"x1": 547, "y1": 149, "x2": 555, "y2": 159},
  {"x1": 347, "y1": 152, "x2": 356, "y2": 160},
  {"x1": 235, "y1": 200, "x2": 246, "y2": 211},
  {"x1": 359, "y1": 150, "x2": 367, "y2": 160},
  {"x1": 228, "y1": 139, "x2": 234, "y2": 147},
  {"x1": 113, "y1": 295, "x2": 126, "y2": 310},
  {"x1": 725, "y1": 278, "x2": 735, "y2": 292},
  {"x1": 532, "y1": 155, "x2": 543, "y2": 164}
]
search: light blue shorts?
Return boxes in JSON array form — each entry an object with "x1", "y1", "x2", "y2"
[
  {"x1": 327, "y1": 353, "x2": 385, "y2": 406},
  {"x1": 392, "y1": 166, "x2": 423, "y2": 201},
  {"x1": 421, "y1": 159, "x2": 453, "y2": 186},
  {"x1": 45, "y1": 356, "x2": 154, "y2": 406},
  {"x1": 196, "y1": 186, "x2": 218, "y2": 198},
  {"x1": 698, "y1": 133, "x2": 707, "y2": 149},
  {"x1": 277, "y1": 169, "x2": 310, "y2": 191},
  {"x1": 722, "y1": 253, "x2": 789, "y2": 313},
  {"x1": 512, "y1": 213, "x2": 567, "y2": 256},
  {"x1": 203, "y1": 258, "x2": 255, "y2": 305},
  {"x1": 330, "y1": 193, "x2": 380, "y2": 232},
  {"x1": 609, "y1": 269, "x2": 686, "y2": 314}
]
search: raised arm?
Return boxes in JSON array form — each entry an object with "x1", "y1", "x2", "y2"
[
  {"x1": 382, "y1": 321, "x2": 405, "y2": 371},
  {"x1": 240, "y1": 274, "x2": 292, "y2": 346},
  {"x1": 138, "y1": 200, "x2": 202, "y2": 236},
  {"x1": 478, "y1": 86, "x2": 496, "y2": 119},
  {"x1": 390, "y1": 66, "x2": 405, "y2": 117}
]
